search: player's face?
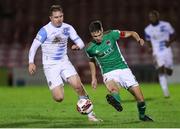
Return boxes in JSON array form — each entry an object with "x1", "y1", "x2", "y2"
[
  {"x1": 91, "y1": 30, "x2": 103, "y2": 43},
  {"x1": 50, "y1": 11, "x2": 64, "y2": 27},
  {"x1": 149, "y1": 13, "x2": 158, "y2": 24}
]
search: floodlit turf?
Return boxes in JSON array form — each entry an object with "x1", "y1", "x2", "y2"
[{"x1": 0, "y1": 83, "x2": 180, "y2": 128}]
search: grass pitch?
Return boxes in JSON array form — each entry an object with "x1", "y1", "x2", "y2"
[{"x1": 0, "y1": 83, "x2": 180, "y2": 128}]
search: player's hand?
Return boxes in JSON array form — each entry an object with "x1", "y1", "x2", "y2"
[
  {"x1": 71, "y1": 44, "x2": 80, "y2": 50},
  {"x1": 28, "y1": 63, "x2": 36, "y2": 75},
  {"x1": 138, "y1": 38, "x2": 144, "y2": 46},
  {"x1": 91, "y1": 78, "x2": 97, "y2": 89}
]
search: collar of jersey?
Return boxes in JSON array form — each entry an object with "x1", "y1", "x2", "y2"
[{"x1": 50, "y1": 22, "x2": 62, "y2": 28}]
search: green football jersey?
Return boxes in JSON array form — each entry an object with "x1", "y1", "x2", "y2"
[{"x1": 86, "y1": 30, "x2": 128, "y2": 74}]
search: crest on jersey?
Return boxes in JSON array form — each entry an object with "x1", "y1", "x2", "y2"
[
  {"x1": 106, "y1": 40, "x2": 111, "y2": 45},
  {"x1": 52, "y1": 36, "x2": 62, "y2": 43},
  {"x1": 63, "y1": 27, "x2": 70, "y2": 36}
]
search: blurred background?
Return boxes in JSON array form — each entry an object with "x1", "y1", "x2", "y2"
[{"x1": 0, "y1": 0, "x2": 180, "y2": 86}]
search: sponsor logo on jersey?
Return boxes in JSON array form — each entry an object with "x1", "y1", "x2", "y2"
[
  {"x1": 106, "y1": 40, "x2": 111, "y2": 45},
  {"x1": 52, "y1": 36, "x2": 62, "y2": 44},
  {"x1": 97, "y1": 47, "x2": 113, "y2": 58}
]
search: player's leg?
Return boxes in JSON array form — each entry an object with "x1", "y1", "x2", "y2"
[
  {"x1": 43, "y1": 64, "x2": 65, "y2": 102},
  {"x1": 67, "y1": 74, "x2": 102, "y2": 122},
  {"x1": 62, "y1": 61, "x2": 101, "y2": 122},
  {"x1": 165, "y1": 49, "x2": 173, "y2": 76},
  {"x1": 103, "y1": 70, "x2": 123, "y2": 111},
  {"x1": 67, "y1": 74, "x2": 88, "y2": 97},
  {"x1": 51, "y1": 86, "x2": 64, "y2": 102},
  {"x1": 105, "y1": 80, "x2": 123, "y2": 112},
  {"x1": 158, "y1": 66, "x2": 169, "y2": 97},
  {"x1": 128, "y1": 86, "x2": 152, "y2": 121},
  {"x1": 156, "y1": 55, "x2": 170, "y2": 97},
  {"x1": 119, "y1": 68, "x2": 153, "y2": 121}
]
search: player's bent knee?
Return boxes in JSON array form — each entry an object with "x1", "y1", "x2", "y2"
[
  {"x1": 109, "y1": 88, "x2": 119, "y2": 93},
  {"x1": 53, "y1": 96, "x2": 64, "y2": 102}
]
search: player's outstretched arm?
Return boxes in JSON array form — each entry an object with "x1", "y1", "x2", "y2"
[
  {"x1": 28, "y1": 39, "x2": 41, "y2": 75},
  {"x1": 166, "y1": 33, "x2": 176, "y2": 47},
  {"x1": 122, "y1": 31, "x2": 144, "y2": 46},
  {"x1": 89, "y1": 59, "x2": 98, "y2": 89}
]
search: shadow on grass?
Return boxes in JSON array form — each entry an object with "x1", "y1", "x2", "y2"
[
  {"x1": 0, "y1": 114, "x2": 155, "y2": 128},
  {"x1": 0, "y1": 114, "x2": 104, "y2": 128},
  {"x1": 0, "y1": 120, "x2": 49, "y2": 128},
  {"x1": 122, "y1": 97, "x2": 156, "y2": 103}
]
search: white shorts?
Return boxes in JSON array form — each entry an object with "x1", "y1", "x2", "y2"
[
  {"x1": 154, "y1": 50, "x2": 173, "y2": 69},
  {"x1": 43, "y1": 60, "x2": 77, "y2": 90},
  {"x1": 103, "y1": 68, "x2": 139, "y2": 89}
]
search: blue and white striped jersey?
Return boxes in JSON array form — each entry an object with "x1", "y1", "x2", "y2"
[
  {"x1": 144, "y1": 21, "x2": 174, "y2": 55},
  {"x1": 29, "y1": 22, "x2": 84, "y2": 64}
]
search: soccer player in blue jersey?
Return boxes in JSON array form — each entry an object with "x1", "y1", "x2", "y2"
[
  {"x1": 28, "y1": 5, "x2": 100, "y2": 122},
  {"x1": 144, "y1": 10, "x2": 176, "y2": 98}
]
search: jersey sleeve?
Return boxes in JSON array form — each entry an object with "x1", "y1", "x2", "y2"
[
  {"x1": 111, "y1": 30, "x2": 121, "y2": 40},
  {"x1": 28, "y1": 39, "x2": 41, "y2": 63},
  {"x1": 69, "y1": 25, "x2": 85, "y2": 49},
  {"x1": 35, "y1": 27, "x2": 47, "y2": 43},
  {"x1": 85, "y1": 45, "x2": 94, "y2": 59},
  {"x1": 144, "y1": 31, "x2": 151, "y2": 41},
  {"x1": 166, "y1": 23, "x2": 175, "y2": 34},
  {"x1": 69, "y1": 25, "x2": 79, "y2": 40}
]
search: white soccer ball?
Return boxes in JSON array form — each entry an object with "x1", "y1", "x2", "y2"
[{"x1": 77, "y1": 99, "x2": 93, "y2": 114}]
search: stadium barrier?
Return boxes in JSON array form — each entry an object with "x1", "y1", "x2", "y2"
[
  {"x1": 12, "y1": 67, "x2": 46, "y2": 86},
  {"x1": 167, "y1": 65, "x2": 180, "y2": 83},
  {"x1": 10, "y1": 65, "x2": 180, "y2": 86},
  {"x1": 0, "y1": 67, "x2": 8, "y2": 86}
]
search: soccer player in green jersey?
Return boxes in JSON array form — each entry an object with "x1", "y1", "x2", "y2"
[{"x1": 86, "y1": 20, "x2": 153, "y2": 121}]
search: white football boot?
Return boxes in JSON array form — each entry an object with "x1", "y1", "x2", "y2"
[{"x1": 88, "y1": 112, "x2": 103, "y2": 122}]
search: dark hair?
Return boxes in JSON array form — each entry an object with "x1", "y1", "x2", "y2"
[
  {"x1": 49, "y1": 5, "x2": 63, "y2": 16},
  {"x1": 149, "y1": 10, "x2": 159, "y2": 18},
  {"x1": 89, "y1": 20, "x2": 103, "y2": 33}
]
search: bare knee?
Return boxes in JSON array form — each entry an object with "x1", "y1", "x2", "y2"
[
  {"x1": 51, "y1": 86, "x2": 64, "y2": 102},
  {"x1": 109, "y1": 87, "x2": 119, "y2": 93},
  {"x1": 105, "y1": 80, "x2": 120, "y2": 93},
  {"x1": 53, "y1": 95, "x2": 64, "y2": 102}
]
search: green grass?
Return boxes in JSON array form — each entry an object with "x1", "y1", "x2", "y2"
[{"x1": 0, "y1": 83, "x2": 180, "y2": 128}]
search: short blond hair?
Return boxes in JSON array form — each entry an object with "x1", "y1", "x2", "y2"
[{"x1": 49, "y1": 5, "x2": 63, "y2": 16}]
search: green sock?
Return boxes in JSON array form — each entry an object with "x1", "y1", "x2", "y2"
[
  {"x1": 137, "y1": 102, "x2": 146, "y2": 118},
  {"x1": 111, "y1": 92, "x2": 121, "y2": 103}
]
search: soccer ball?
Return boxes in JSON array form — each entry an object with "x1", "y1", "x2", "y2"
[{"x1": 76, "y1": 99, "x2": 93, "y2": 114}]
